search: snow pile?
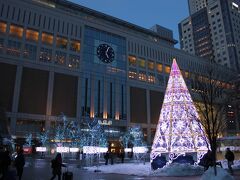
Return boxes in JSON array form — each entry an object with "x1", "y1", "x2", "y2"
[
  {"x1": 220, "y1": 160, "x2": 240, "y2": 169},
  {"x1": 201, "y1": 167, "x2": 234, "y2": 180},
  {"x1": 151, "y1": 163, "x2": 204, "y2": 176},
  {"x1": 87, "y1": 162, "x2": 204, "y2": 177},
  {"x1": 87, "y1": 163, "x2": 151, "y2": 176}
]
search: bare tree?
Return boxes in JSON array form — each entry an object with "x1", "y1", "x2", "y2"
[{"x1": 191, "y1": 66, "x2": 232, "y2": 165}]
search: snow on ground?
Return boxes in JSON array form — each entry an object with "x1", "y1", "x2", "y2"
[
  {"x1": 151, "y1": 163, "x2": 204, "y2": 176},
  {"x1": 87, "y1": 163, "x2": 151, "y2": 176},
  {"x1": 87, "y1": 162, "x2": 203, "y2": 177},
  {"x1": 201, "y1": 167, "x2": 234, "y2": 180},
  {"x1": 86, "y1": 160, "x2": 240, "y2": 177},
  {"x1": 220, "y1": 160, "x2": 240, "y2": 169}
]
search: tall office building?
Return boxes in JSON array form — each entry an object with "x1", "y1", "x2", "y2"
[{"x1": 180, "y1": 0, "x2": 240, "y2": 72}]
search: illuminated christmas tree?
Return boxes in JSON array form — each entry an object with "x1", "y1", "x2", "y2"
[{"x1": 151, "y1": 59, "x2": 209, "y2": 169}]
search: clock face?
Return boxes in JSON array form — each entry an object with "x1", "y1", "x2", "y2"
[{"x1": 96, "y1": 44, "x2": 115, "y2": 63}]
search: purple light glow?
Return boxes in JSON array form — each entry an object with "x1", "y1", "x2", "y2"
[{"x1": 151, "y1": 59, "x2": 209, "y2": 163}]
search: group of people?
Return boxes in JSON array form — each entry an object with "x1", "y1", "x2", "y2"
[
  {"x1": 0, "y1": 148, "x2": 25, "y2": 180},
  {"x1": 200, "y1": 148, "x2": 235, "y2": 174},
  {"x1": 104, "y1": 151, "x2": 125, "y2": 165}
]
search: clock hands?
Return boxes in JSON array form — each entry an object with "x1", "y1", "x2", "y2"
[{"x1": 105, "y1": 47, "x2": 110, "y2": 58}]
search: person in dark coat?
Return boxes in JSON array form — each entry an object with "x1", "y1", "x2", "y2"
[
  {"x1": 225, "y1": 148, "x2": 235, "y2": 174},
  {"x1": 120, "y1": 152, "x2": 125, "y2": 163},
  {"x1": 50, "y1": 153, "x2": 66, "y2": 180},
  {"x1": 2, "y1": 150, "x2": 11, "y2": 179},
  {"x1": 15, "y1": 149, "x2": 25, "y2": 180},
  {"x1": 104, "y1": 151, "x2": 109, "y2": 165}
]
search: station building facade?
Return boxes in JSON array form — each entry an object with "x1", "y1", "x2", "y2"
[{"x1": 0, "y1": 0, "x2": 238, "y2": 144}]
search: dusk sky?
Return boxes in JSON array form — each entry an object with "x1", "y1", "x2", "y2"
[{"x1": 70, "y1": 0, "x2": 189, "y2": 48}]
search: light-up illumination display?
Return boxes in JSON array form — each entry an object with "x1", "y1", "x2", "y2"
[
  {"x1": 83, "y1": 146, "x2": 108, "y2": 154},
  {"x1": 69, "y1": 148, "x2": 79, "y2": 152},
  {"x1": 133, "y1": 147, "x2": 148, "y2": 153},
  {"x1": 151, "y1": 59, "x2": 209, "y2": 163},
  {"x1": 56, "y1": 147, "x2": 69, "y2": 153},
  {"x1": 36, "y1": 147, "x2": 47, "y2": 152},
  {"x1": 124, "y1": 148, "x2": 132, "y2": 153}
]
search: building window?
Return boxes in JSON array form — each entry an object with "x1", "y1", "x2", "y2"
[
  {"x1": 55, "y1": 51, "x2": 66, "y2": 65},
  {"x1": 138, "y1": 58, "x2": 145, "y2": 68},
  {"x1": 148, "y1": 73, "x2": 155, "y2": 84},
  {"x1": 70, "y1": 40, "x2": 80, "y2": 52},
  {"x1": 26, "y1": 29, "x2": 39, "y2": 42},
  {"x1": 156, "y1": 63, "x2": 163, "y2": 73},
  {"x1": 7, "y1": 40, "x2": 21, "y2": 57},
  {"x1": 23, "y1": 44, "x2": 37, "y2": 60},
  {"x1": 165, "y1": 65, "x2": 171, "y2": 74},
  {"x1": 41, "y1": 32, "x2": 53, "y2": 45},
  {"x1": 56, "y1": 36, "x2": 67, "y2": 49},
  {"x1": 9, "y1": 24, "x2": 23, "y2": 38},
  {"x1": 139, "y1": 71, "x2": 147, "y2": 81},
  {"x1": 68, "y1": 54, "x2": 80, "y2": 68},
  {"x1": 0, "y1": 21, "x2": 7, "y2": 33},
  {"x1": 128, "y1": 55, "x2": 137, "y2": 66},
  {"x1": 39, "y1": 47, "x2": 52, "y2": 62},
  {"x1": 148, "y1": 60, "x2": 154, "y2": 70},
  {"x1": 185, "y1": 71, "x2": 189, "y2": 78},
  {"x1": 128, "y1": 70, "x2": 137, "y2": 79}
]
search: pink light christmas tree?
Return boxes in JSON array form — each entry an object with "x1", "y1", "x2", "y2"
[{"x1": 151, "y1": 59, "x2": 209, "y2": 169}]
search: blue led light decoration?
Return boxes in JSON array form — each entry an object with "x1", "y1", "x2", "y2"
[{"x1": 150, "y1": 59, "x2": 210, "y2": 169}]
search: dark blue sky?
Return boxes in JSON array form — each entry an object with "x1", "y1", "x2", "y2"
[{"x1": 70, "y1": 0, "x2": 189, "y2": 48}]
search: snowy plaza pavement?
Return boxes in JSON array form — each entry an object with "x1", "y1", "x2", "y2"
[
  {"x1": 86, "y1": 161, "x2": 240, "y2": 179},
  {"x1": 7, "y1": 158, "x2": 240, "y2": 180}
]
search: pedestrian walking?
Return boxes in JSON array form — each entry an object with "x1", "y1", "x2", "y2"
[
  {"x1": 120, "y1": 152, "x2": 125, "y2": 163},
  {"x1": 50, "y1": 153, "x2": 66, "y2": 180},
  {"x1": 104, "y1": 151, "x2": 109, "y2": 165},
  {"x1": 15, "y1": 149, "x2": 25, "y2": 180},
  {"x1": 225, "y1": 147, "x2": 235, "y2": 174}
]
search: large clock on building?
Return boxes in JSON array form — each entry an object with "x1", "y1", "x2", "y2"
[{"x1": 96, "y1": 44, "x2": 115, "y2": 63}]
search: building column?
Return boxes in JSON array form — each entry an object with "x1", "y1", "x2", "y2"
[
  {"x1": 10, "y1": 66, "x2": 23, "y2": 135},
  {"x1": 146, "y1": 89, "x2": 151, "y2": 145},
  {"x1": 103, "y1": 77, "x2": 108, "y2": 119},
  {"x1": 90, "y1": 75, "x2": 95, "y2": 118},
  {"x1": 126, "y1": 85, "x2": 130, "y2": 127},
  {"x1": 115, "y1": 79, "x2": 120, "y2": 120},
  {"x1": 76, "y1": 76, "x2": 82, "y2": 121},
  {"x1": 45, "y1": 71, "x2": 54, "y2": 130}
]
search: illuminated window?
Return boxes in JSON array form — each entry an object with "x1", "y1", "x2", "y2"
[
  {"x1": 138, "y1": 58, "x2": 145, "y2": 68},
  {"x1": 39, "y1": 47, "x2": 52, "y2": 62},
  {"x1": 185, "y1": 71, "x2": 189, "y2": 78},
  {"x1": 7, "y1": 40, "x2": 21, "y2": 57},
  {"x1": 9, "y1": 24, "x2": 23, "y2": 38},
  {"x1": 0, "y1": 21, "x2": 7, "y2": 33},
  {"x1": 55, "y1": 51, "x2": 66, "y2": 65},
  {"x1": 128, "y1": 71, "x2": 137, "y2": 79},
  {"x1": 148, "y1": 60, "x2": 154, "y2": 70},
  {"x1": 23, "y1": 44, "x2": 37, "y2": 60},
  {"x1": 56, "y1": 36, "x2": 67, "y2": 49},
  {"x1": 68, "y1": 54, "x2": 80, "y2": 68},
  {"x1": 42, "y1": 32, "x2": 53, "y2": 45},
  {"x1": 165, "y1": 65, "x2": 171, "y2": 74},
  {"x1": 70, "y1": 40, "x2": 80, "y2": 52},
  {"x1": 128, "y1": 55, "x2": 137, "y2": 66},
  {"x1": 26, "y1": 29, "x2": 39, "y2": 42},
  {"x1": 156, "y1": 63, "x2": 163, "y2": 72},
  {"x1": 148, "y1": 74, "x2": 155, "y2": 84},
  {"x1": 139, "y1": 71, "x2": 147, "y2": 81}
]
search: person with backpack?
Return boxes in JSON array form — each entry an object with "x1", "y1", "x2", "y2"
[
  {"x1": 51, "y1": 153, "x2": 66, "y2": 180},
  {"x1": 225, "y1": 148, "x2": 235, "y2": 174}
]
